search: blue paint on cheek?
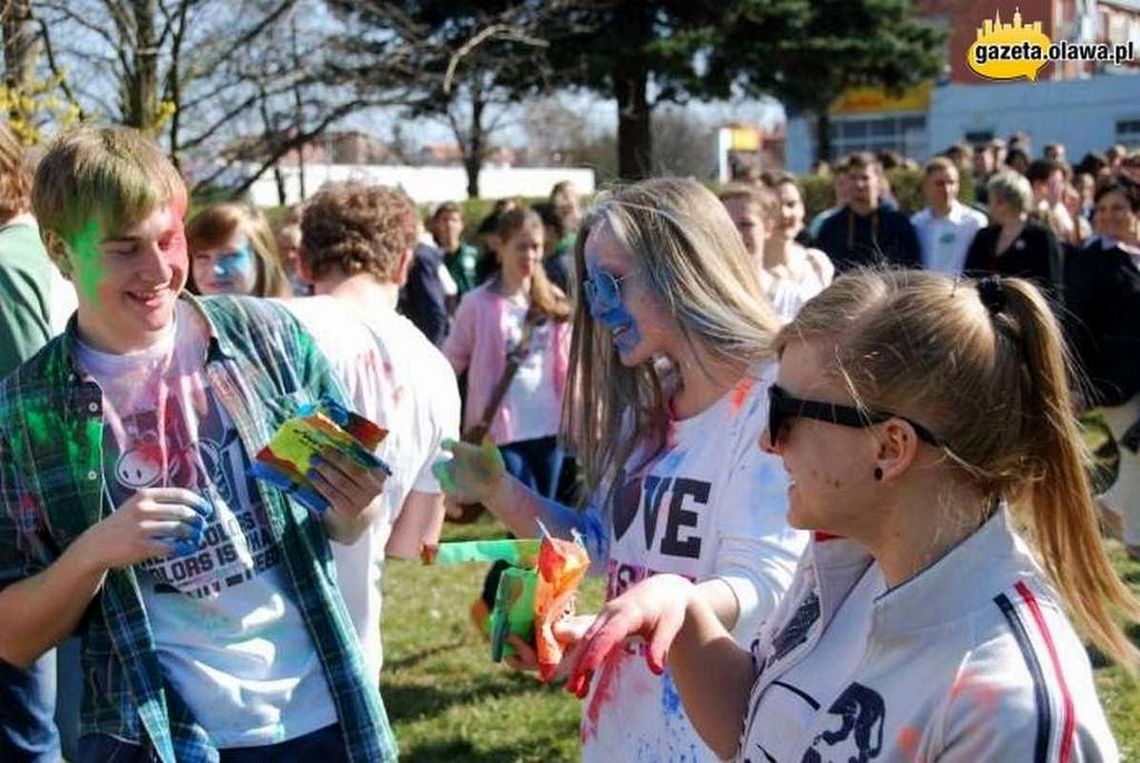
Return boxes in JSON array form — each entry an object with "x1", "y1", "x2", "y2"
[
  {"x1": 214, "y1": 245, "x2": 254, "y2": 280},
  {"x1": 588, "y1": 298, "x2": 641, "y2": 353},
  {"x1": 585, "y1": 261, "x2": 642, "y2": 353}
]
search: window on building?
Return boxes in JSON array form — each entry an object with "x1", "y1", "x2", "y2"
[
  {"x1": 1117, "y1": 119, "x2": 1140, "y2": 148},
  {"x1": 828, "y1": 114, "x2": 928, "y2": 161}
]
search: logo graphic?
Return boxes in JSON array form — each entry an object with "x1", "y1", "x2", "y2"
[
  {"x1": 968, "y1": 8, "x2": 1135, "y2": 82},
  {"x1": 968, "y1": 9, "x2": 1052, "y2": 81},
  {"x1": 804, "y1": 683, "x2": 886, "y2": 763}
]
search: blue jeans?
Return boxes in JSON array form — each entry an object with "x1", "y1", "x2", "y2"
[
  {"x1": 56, "y1": 636, "x2": 82, "y2": 760},
  {"x1": 500, "y1": 436, "x2": 564, "y2": 499},
  {"x1": 77, "y1": 723, "x2": 347, "y2": 763},
  {"x1": 0, "y1": 652, "x2": 60, "y2": 763}
]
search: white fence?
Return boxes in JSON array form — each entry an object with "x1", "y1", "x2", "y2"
[{"x1": 245, "y1": 163, "x2": 597, "y2": 207}]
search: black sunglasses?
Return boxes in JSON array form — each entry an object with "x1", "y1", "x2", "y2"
[{"x1": 767, "y1": 384, "x2": 943, "y2": 446}]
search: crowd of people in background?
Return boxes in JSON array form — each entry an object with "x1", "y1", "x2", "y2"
[
  {"x1": 0, "y1": 119, "x2": 1138, "y2": 762},
  {"x1": 382, "y1": 136, "x2": 1140, "y2": 570}
]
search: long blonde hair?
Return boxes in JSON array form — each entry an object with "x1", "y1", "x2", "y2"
[
  {"x1": 778, "y1": 269, "x2": 1140, "y2": 669},
  {"x1": 565, "y1": 177, "x2": 780, "y2": 506}
]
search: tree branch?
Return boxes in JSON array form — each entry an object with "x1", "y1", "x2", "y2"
[
  {"x1": 191, "y1": 97, "x2": 371, "y2": 196},
  {"x1": 32, "y1": 16, "x2": 87, "y2": 120}
]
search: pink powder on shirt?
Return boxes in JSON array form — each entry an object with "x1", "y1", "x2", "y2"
[
  {"x1": 580, "y1": 650, "x2": 626, "y2": 742},
  {"x1": 731, "y1": 378, "x2": 755, "y2": 413}
]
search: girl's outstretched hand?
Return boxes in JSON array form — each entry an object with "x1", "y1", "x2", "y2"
[
  {"x1": 504, "y1": 614, "x2": 596, "y2": 677},
  {"x1": 432, "y1": 437, "x2": 506, "y2": 506},
  {"x1": 565, "y1": 574, "x2": 696, "y2": 698}
]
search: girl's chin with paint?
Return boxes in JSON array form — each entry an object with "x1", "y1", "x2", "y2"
[
  {"x1": 588, "y1": 303, "x2": 643, "y2": 365},
  {"x1": 610, "y1": 322, "x2": 642, "y2": 363}
]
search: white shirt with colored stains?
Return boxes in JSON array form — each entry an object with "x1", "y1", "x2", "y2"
[
  {"x1": 280, "y1": 295, "x2": 460, "y2": 679},
  {"x1": 75, "y1": 302, "x2": 336, "y2": 747},
  {"x1": 579, "y1": 362, "x2": 807, "y2": 763}
]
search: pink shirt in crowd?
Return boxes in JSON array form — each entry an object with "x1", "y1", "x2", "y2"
[{"x1": 443, "y1": 283, "x2": 570, "y2": 444}]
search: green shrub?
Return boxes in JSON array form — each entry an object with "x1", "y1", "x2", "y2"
[
  {"x1": 750, "y1": 167, "x2": 979, "y2": 220},
  {"x1": 799, "y1": 175, "x2": 835, "y2": 219}
]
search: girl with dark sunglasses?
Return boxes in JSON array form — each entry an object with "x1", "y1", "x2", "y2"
[
  {"x1": 568, "y1": 271, "x2": 1135, "y2": 761},
  {"x1": 435, "y1": 177, "x2": 806, "y2": 761}
]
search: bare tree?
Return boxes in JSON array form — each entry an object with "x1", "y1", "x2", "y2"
[
  {"x1": 326, "y1": 1, "x2": 556, "y2": 198},
  {"x1": 520, "y1": 93, "x2": 618, "y2": 182},
  {"x1": 650, "y1": 106, "x2": 714, "y2": 179},
  {"x1": 30, "y1": 0, "x2": 377, "y2": 194},
  {"x1": 2, "y1": 0, "x2": 39, "y2": 105}
]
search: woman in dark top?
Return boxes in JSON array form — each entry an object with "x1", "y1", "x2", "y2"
[
  {"x1": 964, "y1": 169, "x2": 1064, "y2": 303},
  {"x1": 1065, "y1": 175, "x2": 1140, "y2": 558}
]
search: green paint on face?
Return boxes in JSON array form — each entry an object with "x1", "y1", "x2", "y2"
[{"x1": 68, "y1": 218, "x2": 104, "y2": 306}]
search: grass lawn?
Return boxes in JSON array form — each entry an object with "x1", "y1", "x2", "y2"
[{"x1": 380, "y1": 515, "x2": 1140, "y2": 762}]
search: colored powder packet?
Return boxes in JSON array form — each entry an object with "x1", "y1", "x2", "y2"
[
  {"x1": 489, "y1": 567, "x2": 538, "y2": 663},
  {"x1": 533, "y1": 532, "x2": 590, "y2": 682},
  {"x1": 425, "y1": 532, "x2": 589, "y2": 674},
  {"x1": 248, "y1": 400, "x2": 389, "y2": 512}
]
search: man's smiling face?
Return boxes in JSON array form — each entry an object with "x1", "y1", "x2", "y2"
[{"x1": 71, "y1": 201, "x2": 188, "y2": 353}]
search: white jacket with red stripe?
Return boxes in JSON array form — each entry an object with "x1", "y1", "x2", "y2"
[{"x1": 736, "y1": 508, "x2": 1119, "y2": 762}]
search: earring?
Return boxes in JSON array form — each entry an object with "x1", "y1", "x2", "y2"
[{"x1": 873, "y1": 466, "x2": 883, "y2": 481}]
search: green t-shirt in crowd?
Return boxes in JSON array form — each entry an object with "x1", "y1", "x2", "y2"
[
  {"x1": 443, "y1": 242, "x2": 480, "y2": 295},
  {"x1": 0, "y1": 220, "x2": 54, "y2": 378}
]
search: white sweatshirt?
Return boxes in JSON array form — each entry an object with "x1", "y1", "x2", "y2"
[{"x1": 737, "y1": 508, "x2": 1118, "y2": 762}]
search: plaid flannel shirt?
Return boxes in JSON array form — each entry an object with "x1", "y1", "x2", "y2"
[{"x1": 0, "y1": 294, "x2": 396, "y2": 763}]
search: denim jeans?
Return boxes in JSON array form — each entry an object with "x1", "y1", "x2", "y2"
[
  {"x1": 56, "y1": 636, "x2": 82, "y2": 760},
  {"x1": 500, "y1": 436, "x2": 565, "y2": 499},
  {"x1": 0, "y1": 651, "x2": 60, "y2": 763}
]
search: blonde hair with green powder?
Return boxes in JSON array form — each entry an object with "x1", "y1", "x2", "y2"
[{"x1": 32, "y1": 126, "x2": 187, "y2": 278}]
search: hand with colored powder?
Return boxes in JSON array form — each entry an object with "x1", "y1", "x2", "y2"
[
  {"x1": 74, "y1": 487, "x2": 214, "y2": 569},
  {"x1": 306, "y1": 446, "x2": 390, "y2": 518},
  {"x1": 432, "y1": 437, "x2": 507, "y2": 506},
  {"x1": 565, "y1": 573, "x2": 696, "y2": 698},
  {"x1": 504, "y1": 614, "x2": 595, "y2": 677}
]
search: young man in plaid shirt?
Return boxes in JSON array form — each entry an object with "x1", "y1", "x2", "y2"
[{"x1": 0, "y1": 127, "x2": 397, "y2": 762}]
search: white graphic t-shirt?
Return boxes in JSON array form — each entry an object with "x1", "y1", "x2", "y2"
[
  {"x1": 580, "y1": 365, "x2": 807, "y2": 762},
  {"x1": 75, "y1": 302, "x2": 335, "y2": 748},
  {"x1": 281, "y1": 296, "x2": 460, "y2": 678},
  {"x1": 500, "y1": 300, "x2": 561, "y2": 444},
  {"x1": 744, "y1": 564, "x2": 883, "y2": 761}
]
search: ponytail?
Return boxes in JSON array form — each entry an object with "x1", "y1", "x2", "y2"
[
  {"x1": 782, "y1": 268, "x2": 1140, "y2": 672},
  {"x1": 999, "y1": 278, "x2": 1140, "y2": 670}
]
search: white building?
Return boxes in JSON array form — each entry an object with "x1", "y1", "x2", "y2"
[{"x1": 785, "y1": 73, "x2": 1140, "y2": 173}]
